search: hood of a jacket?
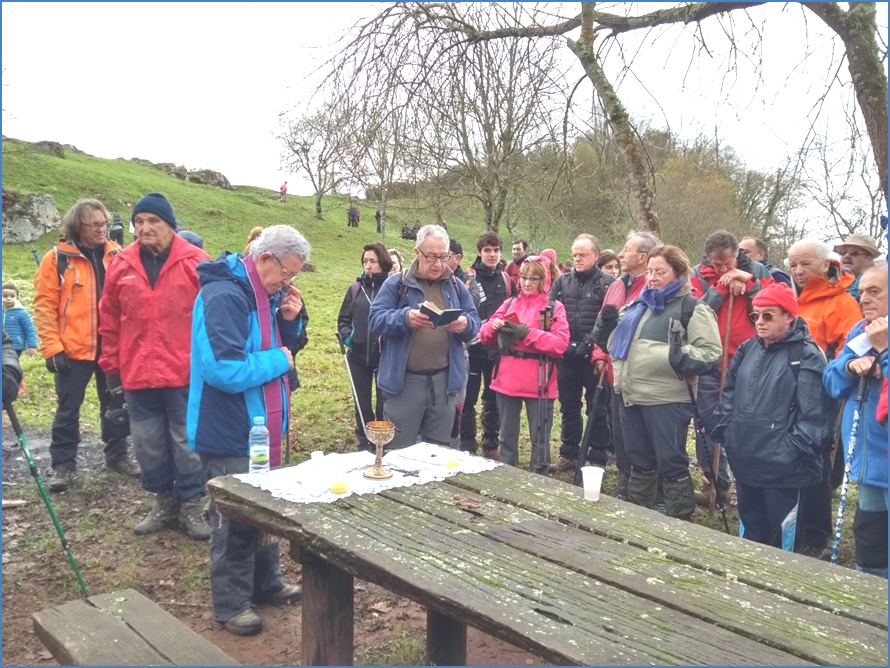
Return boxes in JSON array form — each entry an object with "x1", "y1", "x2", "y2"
[{"x1": 198, "y1": 252, "x2": 252, "y2": 295}]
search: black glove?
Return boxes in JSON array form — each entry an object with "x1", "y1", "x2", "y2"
[
  {"x1": 594, "y1": 306, "x2": 619, "y2": 350},
  {"x1": 105, "y1": 377, "x2": 129, "y2": 427},
  {"x1": 497, "y1": 330, "x2": 516, "y2": 356},
  {"x1": 565, "y1": 340, "x2": 592, "y2": 360},
  {"x1": 45, "y1": 352, "x2": 70, "y2": 374},
  {"x1": 504, "y1": 321, "x2": 530, "y2": 340},
  {"x1": 668, "y1": 320, "x2": 685, "y2": 379}
]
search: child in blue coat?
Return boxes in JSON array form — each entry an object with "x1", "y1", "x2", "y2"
[{"x1": 2, "y1": 283, "x2": 38, "y2": 357}]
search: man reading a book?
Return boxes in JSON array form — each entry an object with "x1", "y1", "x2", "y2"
[{"x1": 370, "y1": 225, "x2": 481, "y2": 448}]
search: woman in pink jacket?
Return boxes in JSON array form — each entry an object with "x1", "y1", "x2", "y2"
[{"x1": 480, "y1": 257, "x2": 570, "y2": 473}]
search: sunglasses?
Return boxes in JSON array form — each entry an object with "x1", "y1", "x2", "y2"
[{"x1": 749, "y1": 311, "x2": 780, "y2": 323}]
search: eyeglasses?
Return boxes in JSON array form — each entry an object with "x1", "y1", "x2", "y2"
[
  {"x1": 519, "y1": 276, "x2": 541, "y2": 283},
  {"x1": 418, "y1": 250, "x2": 451, "y2": 263},
  {"x1": 646, "y1": 269, "x2": 670, "y2": 279},
  {"x1": 749, "y1": 311, "x2": 779, "y2": 323},
  {"x1": 271, "y1": 254, "x2": 298, "y2": 280},
  {"x1": 572, "y1": 252, "x2": 593, "y2": 260},
  {"x1": 840, "y1": 249, "x2": 867, "y2": 258},
  {"x1": 82, "y1": 221, "x2": 108, "y2": 230}
]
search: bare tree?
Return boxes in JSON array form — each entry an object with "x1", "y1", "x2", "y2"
[
  {"x1": 331, "y1": 2, "x2": 887, "y2": 239},
  {"x1": 279, "y1": 102, "x2": 352, "y2": 219}
]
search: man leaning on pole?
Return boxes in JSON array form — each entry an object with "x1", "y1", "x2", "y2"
[{"x1": 823, "y1": 265, "x2": 888, "y2": 578}]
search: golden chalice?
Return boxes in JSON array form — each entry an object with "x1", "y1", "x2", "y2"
[{"x1": 364, "y1": 421, "x2": 394, "y2": 480}]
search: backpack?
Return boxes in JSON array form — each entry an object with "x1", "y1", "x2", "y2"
[{"x1": 53, "y1": 245, "x2": 120, "y2": 287}]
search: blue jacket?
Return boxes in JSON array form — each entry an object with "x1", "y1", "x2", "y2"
[
  {"x1": 2, "y1": 302, "x2": 38, "y2": 352},
  {"x1": 823, "y1": 320, "x2": 889, "y2": 489},
  {"x1": 187, "y1": 253, "x2": 302, "y2": 458},
  {"x1": 369, "y1": 263, "x2": 480, "y2": 396}
]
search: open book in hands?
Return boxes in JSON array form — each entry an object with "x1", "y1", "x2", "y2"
[{"x1": 419, "y1": 301, "x2": 463, "y2": 327}]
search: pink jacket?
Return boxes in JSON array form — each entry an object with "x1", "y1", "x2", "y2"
[{"x1": 479, "y1": 291, "x2": 569, "y2": 399}]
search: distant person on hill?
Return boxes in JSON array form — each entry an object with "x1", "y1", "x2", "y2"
[
  {"x1": 99, "y1": 193, "x2": 211, "y2": 541},
  {"x1": 33, "y1": 198, "x2": 140, "y2": 493},
  {"x1": 108, "y1": 213, "x2": 125, "y2": 246},
  {"x1": 279, "y1": 181, "x2": 287, "y2": 203},
  {"x1": 375, "y1": 209, "x2": 383, "y2": 233},
  {"x1": 2, "y1": 283, "x2": 38, "y2": 358},
  {"x1": 347, "y1": 204, "x2": 360, "y2": 228}
]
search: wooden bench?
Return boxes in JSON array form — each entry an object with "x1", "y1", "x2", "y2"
[{"x1": 32, "y1": 588, "x2": 239, "y2": 666}]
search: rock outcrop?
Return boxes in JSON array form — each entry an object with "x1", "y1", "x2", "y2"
[
  {"x1": 130, "y1": 159, "x2": 233, "y2": 190},
  {"x1": 2, "y1": 191, "x2": 60, "y2": 243}
]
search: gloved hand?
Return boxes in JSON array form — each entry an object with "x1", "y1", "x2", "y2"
[
  {"x1": 594, "y1": 305, "x2": 619, "y2": 350},
  {"x1": 503, "y1": 321, "x2": 530, "y2": 340},
  {"x1": 2, "y1": 373, "x2": 19, "y2": 405},
  {"x1": 45, "y1": 352, "x2": 70, "y2": 374},
  {"x1": 565, "y1": 340, "x2": 592, "y2": 360},
  {"x1": 105, "y1": 375, "x2": 129, "y2": 427}
]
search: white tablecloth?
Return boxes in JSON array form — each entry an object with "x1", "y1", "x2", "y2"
[{"x1": 233, "y1": 442, "x2": 501, "y2": 504}]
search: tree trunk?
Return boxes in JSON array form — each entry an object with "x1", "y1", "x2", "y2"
[{"x1": 314, "y1": 194, "x2": 323, "y2": 219}]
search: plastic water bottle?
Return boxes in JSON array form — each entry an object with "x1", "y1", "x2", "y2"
[{"x1": 248, "y1": 416, "x2": 270, "y2": 480}]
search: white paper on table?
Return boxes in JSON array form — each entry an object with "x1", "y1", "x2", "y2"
[{"x1": 233, "y1": 443, "x2": 500, "y2": 504}]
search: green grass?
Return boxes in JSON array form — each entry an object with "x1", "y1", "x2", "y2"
[{"x1": 355, "y1": 632, "x2": 427, "y2": 666}]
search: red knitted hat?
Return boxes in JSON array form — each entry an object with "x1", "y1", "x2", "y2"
[{"x1": 751, "y1": 282, "x2": 799, "y2": 318}]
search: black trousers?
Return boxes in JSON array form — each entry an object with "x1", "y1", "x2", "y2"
[
  {"x1": 460, "y1": 356, "x2": 499, "y2": 452},
  {"x1": 50, "y1": 359, "x2": 129, "y2": 470},
  {"x1": 557, "y1": 358, "x2": 610, "y2": 464},
  {"x1": 795, "y1": 451, "x2": 832, "y2": 553},
  {"x1": 348, "y1": 358, "x2": 383, "y2": 451}
]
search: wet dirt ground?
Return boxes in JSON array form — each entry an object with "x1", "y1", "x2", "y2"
[{"x1": 1, "y1": 423, "x2": 547, "y2": 666}]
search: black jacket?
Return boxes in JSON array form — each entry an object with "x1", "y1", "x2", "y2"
[
  {"x1": 338, "y1": 272, "x2": 387, "y2": 368},
  {"x1": 548, "y1": 265, "x2": 614, "y2": 344},
  {"x1": 468, "y1": 258, "x2": 516, "y2": 360},
  {"x1": 713, "y1": 318, "x2": 833, "y2": 489}
]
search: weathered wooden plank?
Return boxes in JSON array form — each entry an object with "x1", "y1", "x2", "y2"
[
  {"x1": 33, "y1": 600, "x2": 171, "y2": 666},
  {"x1": 427, "y1": 608, "x2": 467, "y2": 666},
  {"x1": 209, "y1": 476, "x2": 812, "y2": 666},
  {"x1": 301, "y1": 550, "x2": 354, "y2": 666},
  {"x1": 382, "y1": 483, "x2": 888, "y2": 666},
  {"x1": 87, "y1": 589, "x2": 239, "y2": 666},
  {"x1": 444, "y1": 465, "x2": 888, "y2": 627}
]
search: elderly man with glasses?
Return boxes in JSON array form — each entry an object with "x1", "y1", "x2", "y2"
[
  {"x1": 33, "y1": 198, "x2": 141, "y2": 493},
  {"x1": 833, "y1": 233, "x2": 883, "y2": 301},
  {"x1": 370, "y1": 224, "x2": 481, "y2": 448},
  {"x1": 188, "y1": 225, "x2": 308, "y2": 636}
]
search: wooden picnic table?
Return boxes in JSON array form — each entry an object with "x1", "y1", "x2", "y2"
[{"x1": 208, "y1": 463, "x2": 887, "y2": 666}]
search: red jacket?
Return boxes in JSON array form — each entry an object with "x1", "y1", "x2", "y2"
[
  {"x1": 479, "y1": 290, "x2": 569, "y2": 400},
  {"x1": 98, "y1": 235, "x2": 209, "y2": 390},
  {"x1": 690, "y1": 257, "x2": 774, "y2": 358},
  {"x1": 591, "y1": 272, "x2": 647, "y2": 384}
]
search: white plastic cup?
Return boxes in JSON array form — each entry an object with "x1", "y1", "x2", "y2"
[
  {"x1": 581, "y1": 466, "x2": 605, "y2": 502},
  {"x1": 310, "y1": 450, "x2": 324, "y2": 460}
]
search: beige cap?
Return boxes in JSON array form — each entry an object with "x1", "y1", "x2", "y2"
[{"x1": 833, "y1": 233, "x2": 881, "y2": 258}]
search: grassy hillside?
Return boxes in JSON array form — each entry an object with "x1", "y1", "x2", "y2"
[{"x1": 0, "y1": 138, "x2": 576, "y2": 453}]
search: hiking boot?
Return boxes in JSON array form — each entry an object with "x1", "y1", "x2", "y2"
[
  {"x1": 616, "y1": 471, "x2": 629, "y2": 501},
  {"x1": 134, "y1": 492, "x2": 178, "y2": 535},
  {"x1": 47, "y1": 467, "x2": 76, "y2": 493},
  {"x1": 255, "y1": 584, "x2": 302, "y2": 606},
  {"x1": 178, "y1": 496, "x2": 211, "y2": 541},
  {"x1": 224, "y1": 608, "x2": 263, "y2": 636},
  {"x1": 106, "y1": 453, "x2": 141, "y2": 478},
  {"x1": 549, "y1": 456, "x2": 575, "y2": 473},
  {"x1": 482, "y1": 449, "x2": 499, "y2": 461},
  {"x1": 627, "y1": 468, "x2": 658, "y2": 509},
  {"x1": 662, "y1": 475, "x2": 696, "y2": 521}
]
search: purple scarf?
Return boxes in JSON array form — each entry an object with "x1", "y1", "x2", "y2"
[
  {"x1": 610, "y1": 280, "x2": 684, "y2": 361},
  {"x1": 243, "y1": 255, "x2": 290, "y2": 467}
]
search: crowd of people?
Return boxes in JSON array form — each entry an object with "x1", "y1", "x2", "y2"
[{"x1": 1, "y1": 196, "x2": 887, "y2": 639}]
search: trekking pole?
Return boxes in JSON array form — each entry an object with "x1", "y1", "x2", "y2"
[
  {"x1": 573, "y1": 366, "x2": 607, "y2": 487},
  {"x1": 684, "y1": 380, "x2": 731, "y2": 534},
  {"x1": 4, "y1": 403, "x2": 89, "y2": 597},
  {"x1": 336, "y1": 333, "x2": 369, "y2": 441},
  {"x1": 830, "y1": 370, "x2": 874, "y2": 565},
  {"x1": 708, "y1": 292, "x2": 735, "y2": 514},
  {"x1": 536, "y1": 304, "x2": 554, "y2": 465}
]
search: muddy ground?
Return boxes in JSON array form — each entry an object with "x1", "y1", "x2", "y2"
[{"x1": 1, "y1": 423, "x2": 547, "y2": 666}]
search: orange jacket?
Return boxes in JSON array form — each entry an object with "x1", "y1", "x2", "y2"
[
  {"x1": 796, "y1": 259, "x2": 863, "y2": 359},
  {"x1": 33, "y1": 239, "x2": 122, "y2": 361},
  {"x1": 98, "y1": 235, "x2": 209, "y2": 390}
]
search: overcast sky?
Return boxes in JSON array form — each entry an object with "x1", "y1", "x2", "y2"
[{"x1": 3, "y1": 1, "x2": 887, "y2": 220}]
